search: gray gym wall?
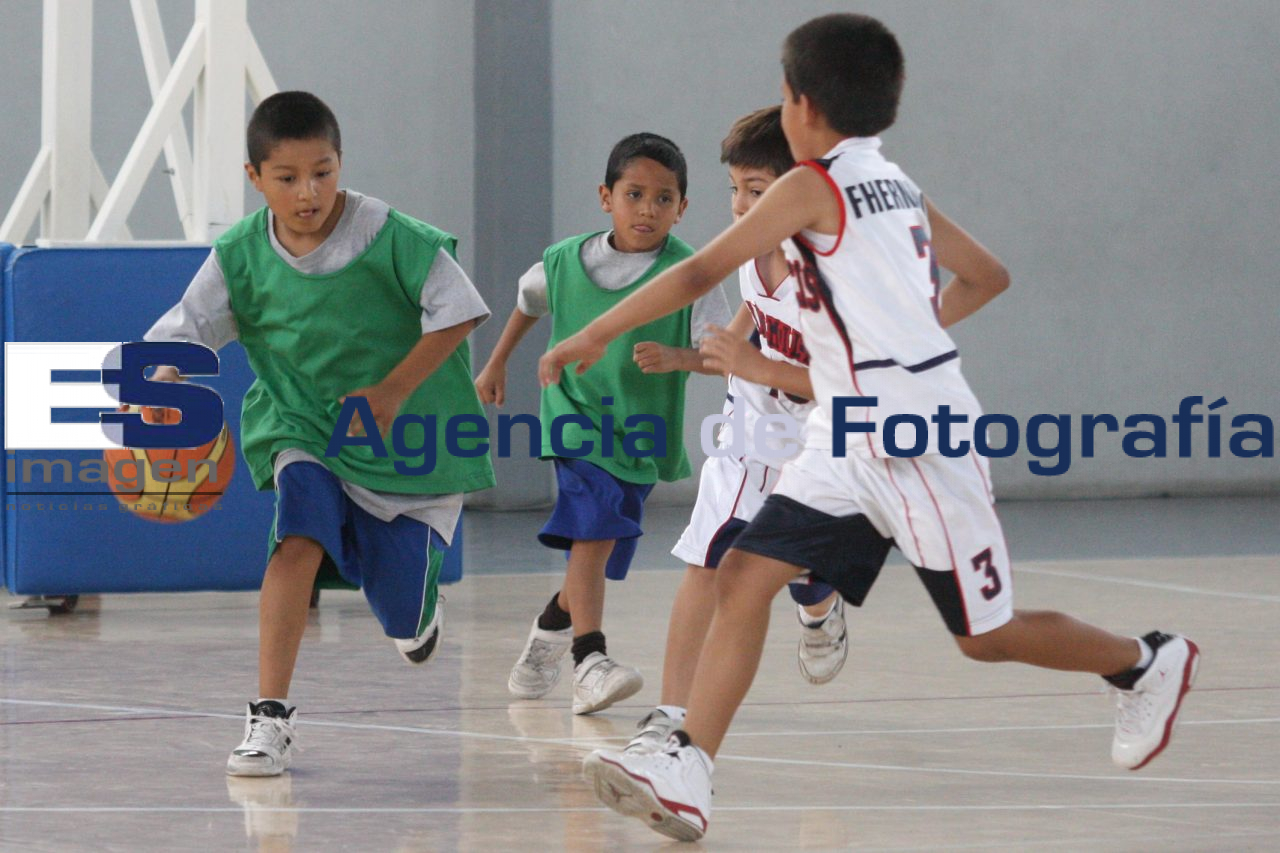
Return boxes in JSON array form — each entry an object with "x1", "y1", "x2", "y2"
[{"x1": 2, "y1": 1, "x2": 1276, "y2": 506}]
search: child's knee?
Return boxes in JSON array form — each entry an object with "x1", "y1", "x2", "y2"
[
  {"x1": 714, "y1": 551, "x2": 790, "y2": 607},
  {"x1": 272, "y1": 536, "x2": 324, "y2": 570},
  {"x1": 954, "y1": 630, "x2": 1012, "y2": 662}
]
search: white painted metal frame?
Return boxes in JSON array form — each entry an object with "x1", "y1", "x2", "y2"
[{"x1": 0, "y1": 0, "x2": 278, "y2": 245}]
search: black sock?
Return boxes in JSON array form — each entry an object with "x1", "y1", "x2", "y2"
[
  {"x1": 571, "y1": 630, "x2": 606, "y2": 666},
  {"x1": 537, "y1": 592, "x2": 571, "y2": 632},
  {"x1": 1103, "y1": 630, "x2": 1171, "y2": 689}
]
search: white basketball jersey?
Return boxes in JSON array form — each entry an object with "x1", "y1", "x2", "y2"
[
  {"x1": 722, "y1": 259, "x2": 817, "y2": 462},
  {"x1": 782, "y1": 137, "x2": 983, "y2": 458}
]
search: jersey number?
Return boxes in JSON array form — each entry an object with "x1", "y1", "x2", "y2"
[
  {"x1": 971, "y1": 548, "x2": 1002, "y2": 601},
  {"x1": 789, "y1": 259, "x2": 823, "y2": 313},
  {"x1": 909, "y1": 225, "x2": 941, "y2": 320}
]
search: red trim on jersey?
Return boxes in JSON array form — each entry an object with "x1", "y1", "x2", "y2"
[
  {"x1": 909, "y1": 457, "x2": 969, "y2": 632},
  {"x1": 883, "y1": 459, "x2": 924, "y2": 565},
  {"x1": 752, "y1": 256, "x2": 793, "y2": 300},
  {"x1": 792, "y1": 160, "x2": 846, "y2": 257},
  {"x1": 702, "y1": 463, "x2": 750, "y2": 567}
]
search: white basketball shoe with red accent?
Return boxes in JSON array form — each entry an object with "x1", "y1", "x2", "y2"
[
  {"x1": 583, "y1": 737, "x2": 713, "y2": 842},
  {"x1": 1111, "y1": 632, "x2": 1200, "y2": 770}
]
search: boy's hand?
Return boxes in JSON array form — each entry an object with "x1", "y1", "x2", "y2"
[
  {"x1": 632, "y1": 341, "x2": 683, "y2": 374},
  {"x1": 339, "y1": 382, "x2": 408, "y2": 439},
  {"x1": 474, "y1": 362, "x2": 507, "y2": 406},
  {"x1": 539, "y1": 330, "x2": 606, "y2": 387},
  {"x1": 151, "y1": 365, "x2": 181, "y2": 383},
  {"x1": 700, "y1": 325, "x2": 766, "y2": 382}
]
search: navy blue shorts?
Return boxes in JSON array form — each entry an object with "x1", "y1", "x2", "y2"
[
  {"x1": 271, "y1": 461, "x2": 445, "y2": 639},
  {"x1": 538, "y1": 458, "x2": 654, "y2": 581}
]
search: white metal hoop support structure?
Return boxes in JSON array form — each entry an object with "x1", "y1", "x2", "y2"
[{"x1": 0, "y1": 0, "x2": 278, "y2": 245}]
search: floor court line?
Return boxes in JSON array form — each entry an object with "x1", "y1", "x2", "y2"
[
  {"x1": 1, "y1": 803, "x2": 1277, "y2": 815},
  {"x1": 4, "y1": 698, "x2": 1273, "y2": 787},
  {"x1": 1016, "y1": 565, "x2": 1280, "y2": 602},
  {"x1": 719, "y1": 754, "x2": 1280, "y2": 786}
]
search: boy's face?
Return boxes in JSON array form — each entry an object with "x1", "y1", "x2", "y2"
[
  {"x1": 599, "y1": 157, "x2": 687, "y2": 253},
  {"x1": 245, "y1": 137, "x2": 342, "y2": 247},
  {"x1": 728, "y1": 165, "x2": 780, "y2": 221}
]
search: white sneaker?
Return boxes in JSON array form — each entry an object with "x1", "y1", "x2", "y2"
[
  {"x1": 573, "y1": 652, "x2": 644, "y2": 715},
  {"x1": 1111, "y1": 632, "x2": 1200, "y2": 770},
  {"x1": 797, "y1": 597, "x2": 848, "y2": 685},
  {"x1": 584, "y1": 740, "x2": 714, "y2": 841},
  {"x1": 625, "y1": 708, "x2": 679, "y2": 755},
  {"x1": 508, "y1": 619, "x2": 573, "y2": 699},
  {"x1": 226, "y1": 701, "x2": 297, "y2": 777},
  {"x1": 394, "y1": 597, "x2": 444, "y2": 665}
]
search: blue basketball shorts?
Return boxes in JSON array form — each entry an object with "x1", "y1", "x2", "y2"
[
  {"x1": 271, "y1": 460, "x2": 444, "y2": 640},
  {"x1": 538, "y1": 458, "x2": 654, "y2": 581}
]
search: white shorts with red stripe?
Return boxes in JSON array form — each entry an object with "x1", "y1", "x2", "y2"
[
  {"x1": 771, "y1": 438, "x2": 1013, "y2": 636},
  {"x1": 672, "y1": 453, "x2": 781, "y2": 568}
]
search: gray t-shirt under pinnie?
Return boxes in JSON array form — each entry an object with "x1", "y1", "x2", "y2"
[
  {"x1": 145, "y1": 190, "x2": 489, "y2": 544},
  {"x1": 516, "y1": 232, "x2": 731, "y2": 340}
]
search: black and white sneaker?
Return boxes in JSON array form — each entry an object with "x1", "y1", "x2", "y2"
[
  {"x1": 226, "y1": 700, "x2": 297, "y2": 777},
  {"x1": 394, "y1": 598, "x2": 444, "y2": 665},
  {"x1": 1110, "y1": 631, "x2": 1200, "y2": 770}
]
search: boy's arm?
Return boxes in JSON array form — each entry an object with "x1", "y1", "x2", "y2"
[
  {"x1": 147, "y1": 251, "x2": 238, "y2": 382},
  {"x1": 539, "y1": 166, "x2": 839, "y2": 385},
  {"x1": 474, "y1": 308, "x2": 541, "y2": 406},
  {"x1": 700, "y1": 319, "x2": 815, "y2": 400},
  {"x1": 928, "y1": 199, "x2": 1010, "y2": 328},
  {"x1": 633, "y1": 342, "x2": 718, "y2": 375},
  {"x1": 343, "y1": 319, "x2": 479, "y2": 437}
]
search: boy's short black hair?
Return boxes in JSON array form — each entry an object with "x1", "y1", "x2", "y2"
[
  {"x1": 782, "y1": 14, "x2": 905, "y2": 138},
  {"x1": 246, "y1": 91, "x2": 342, "y2": 170},
  {"x1": 720, "y1": 106, "x2": 794, "y2": 178},
  {"x1": 604, "y1": 133, "x2": 688, "y2": 197}
]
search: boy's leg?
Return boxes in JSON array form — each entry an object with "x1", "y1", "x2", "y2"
[
  {"x1": 258, "y1": 535, "x2": 324, "y2": 699},
  {"x1": 660, "y1": 565, "x2": 718, "y2": 708},
  {"x1": 681, "y1": 549, "x2": 798, "y2": 757},
  {"x1": 955, "y1": 609, "x2": 1140, "y2": 672},
  {"x1": 561, "y1": 538, "x2": 614, "y2": 636},
  {"x1": 565, "y1": 538, "x2": 645, "y2": 714}
]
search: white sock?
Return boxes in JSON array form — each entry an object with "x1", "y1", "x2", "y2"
[
  {"x1": 657, "y1": 704, "x2": 686, "y2": 723},
  {"x1": 1134, "y1": 638, "x2": 1154, "y2": 671},
  {"x1": 799, "y1": 599, "x2": 837, "y2": 627}
]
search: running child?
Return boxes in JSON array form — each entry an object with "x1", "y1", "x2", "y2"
[
  {"x1": 146, "y1": 91, "x2": 495, "y2": 776},
  {"x1": 542, "y1": 16, "x2": 1199, "y2": 841},
  {"x1": 474, "y1": 132, "x2": 731, "y2": 715},
  {"x1": 626, "y1": 106, "x2": 856, "y2": 754}
]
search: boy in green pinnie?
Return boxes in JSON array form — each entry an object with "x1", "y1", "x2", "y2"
[
  {"x1": 475, "y1": 133, "x2": 730, "y2": 716},
  {"x1": 146, "y1": 91, "x2": 494, "y2": 776}
]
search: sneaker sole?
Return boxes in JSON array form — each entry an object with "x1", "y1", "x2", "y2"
[
  {"x1": 225, "y1": 757, "x2": 289, "y2": 777},
  {"x1": 1126, "y1": 640, "x2": 1201, "y2": 771},
  {"x1": 583, "y1": 752, "x2": 706, "y2": 842},
  {"x1": 397, "y1": 626, "x2": 441, "y2": 666},
  {"x1": 572, "y1": 672, "x2": 644, "y2": 715}
]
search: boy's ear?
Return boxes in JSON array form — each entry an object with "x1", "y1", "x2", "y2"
[
  {"x1": 798, "y1": 93, "x2": 821, "y2": 128},
  {"x1": 598, "y1": 183, "x2": 613, "y2": 212},
  {"x1": 675, "y1": 196, "x2": 689, "y2": 222},
  {"x1": 244, "y1": 162, "x2": 263, "y2": 191}
]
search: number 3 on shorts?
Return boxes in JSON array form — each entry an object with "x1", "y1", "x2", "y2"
[{"x1": 971, "y1": 547, "x2": 1002, "y2": 601}]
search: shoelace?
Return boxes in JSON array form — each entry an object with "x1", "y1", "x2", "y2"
[
  {"x1": 1109, "y1": 686, "x2": 1154, "y2": 735},
  {"x1": 241, "y1": 714, "x2": 293, "y2": 753}
]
